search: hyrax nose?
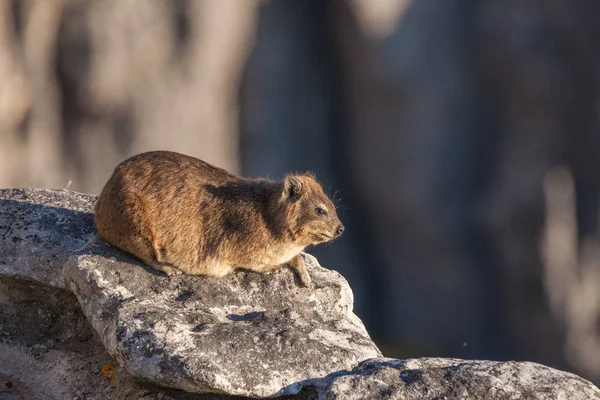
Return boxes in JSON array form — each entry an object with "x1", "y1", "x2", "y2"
[{"x1": 335, "y1": 224, "x2": 345, "y2": 237}]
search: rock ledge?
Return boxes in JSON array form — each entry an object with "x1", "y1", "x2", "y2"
[
  {"x1": 64, "y1": 233, "x2": 381, "y2": 398},
  {"x1": 325, "y1": 358, "x2": 600, "y2": 400}
]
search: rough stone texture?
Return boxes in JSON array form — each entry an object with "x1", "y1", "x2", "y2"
[
  {"x1": 0, "y1": 276, "x2": 246, "y2": 400},
  {"x1": 64, "y1": 237, "x2": 382, "y2": 398},
  {"x1": 0, "y1": 188, "x2": 96, "y2": 288},
  {"x1": 324, "y1": 358, "x2": 600, "y2": 400}
]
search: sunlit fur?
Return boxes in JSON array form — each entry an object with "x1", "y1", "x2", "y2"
[{"x1": 94, "y1": 151, "x2": 343, "y2": 286}]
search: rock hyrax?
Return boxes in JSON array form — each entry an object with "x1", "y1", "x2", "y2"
[{"x1": 94, "y1": 151, "x2": 344, "y2": 286}]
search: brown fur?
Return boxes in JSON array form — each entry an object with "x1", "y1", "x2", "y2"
[{"x1": 94, "y1": 151, "x2": 344, "y2": 286}]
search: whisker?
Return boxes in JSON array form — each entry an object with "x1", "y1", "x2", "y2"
[{"x1": 332, "y1": 189, "x2": 341, "y2": 203}]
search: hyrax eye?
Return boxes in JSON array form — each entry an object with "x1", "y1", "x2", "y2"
[{"x1": 315, "y1": 207, "x2": 327, "y2": 217}]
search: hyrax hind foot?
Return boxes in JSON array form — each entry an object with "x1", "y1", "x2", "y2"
[
  {"x1": 149, "y1": 261, "x2": 182, "y2": 277},
  {"x1": 287, "y1": 255, "x2": 311, "y2": 287}
]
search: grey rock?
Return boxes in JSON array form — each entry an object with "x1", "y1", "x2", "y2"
[
  {"x1": 0, "y1": 188, "x2": 96, "y2": 288},
  {"x1": 64, "y1": 236, "x2": 381, "y2": 398},
  {"x1": 0, "y1": 189, "x2": 235, "y2": 399},
  {"x1": 0, "y1": 276, "x2": 242, "y2": 400},
  {"x1": 324, "y1": 358, "x2": 600, "y2": 400}
]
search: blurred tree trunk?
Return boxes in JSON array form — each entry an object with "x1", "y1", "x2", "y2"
[
  {"x1": 0, "y1": 0, "x2": 258, "y2": 193},
  {"x1": 332, "y1": 0, "x2": 494, "y2": 359},
  {"x1": 475, "y1": 0, "x2": 600, "y2": 373}
]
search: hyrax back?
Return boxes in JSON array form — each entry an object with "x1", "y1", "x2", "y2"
[{"x1": 94, "y1": 151, "x2": 344, "y2": 286}]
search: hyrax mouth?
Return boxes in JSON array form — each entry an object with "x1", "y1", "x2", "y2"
[
  {"x1": 313, "y1": 232, "x2": 336, "y2": 243},
  {"x1": 314, "y1": 223, "x2": 344, "y2": 243}
]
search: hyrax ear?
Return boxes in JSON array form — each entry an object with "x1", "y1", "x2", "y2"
[{"x1": 284, "y1": 176, "x2": 304, "y2": 200}]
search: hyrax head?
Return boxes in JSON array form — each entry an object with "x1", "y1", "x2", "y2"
[{"x1": 280, "y1": 173, "x2": 344, "y2": 246}]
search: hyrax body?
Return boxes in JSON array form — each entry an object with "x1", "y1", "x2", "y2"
[{"x1": 94, "y1": 151, "x2": 344, "y2": 286}]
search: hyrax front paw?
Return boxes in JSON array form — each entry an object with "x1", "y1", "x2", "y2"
[
  {"x1": 287, "y1": 255, "x2": 312, "y2": 287},
  {"x1": 297, "y1": 268, "x2": 312, "y2": 287}
]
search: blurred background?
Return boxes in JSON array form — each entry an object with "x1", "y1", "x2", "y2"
[{"x1": 2, "y1": 0, "x2": 600, "y2": 385}]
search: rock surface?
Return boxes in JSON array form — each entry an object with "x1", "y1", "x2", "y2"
[
  {"x1": 0, "y1": 188, "x2": 96, "y2": 288},
  {"x1": 0, "y1": 276, "x2": 244, "y2": 400},
  {"x1": 64, "y1": 237, "x2": 382, "y2": 398},
  {"x1": 324, "y1": 358, "x2": 600, "y2": 400}
]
